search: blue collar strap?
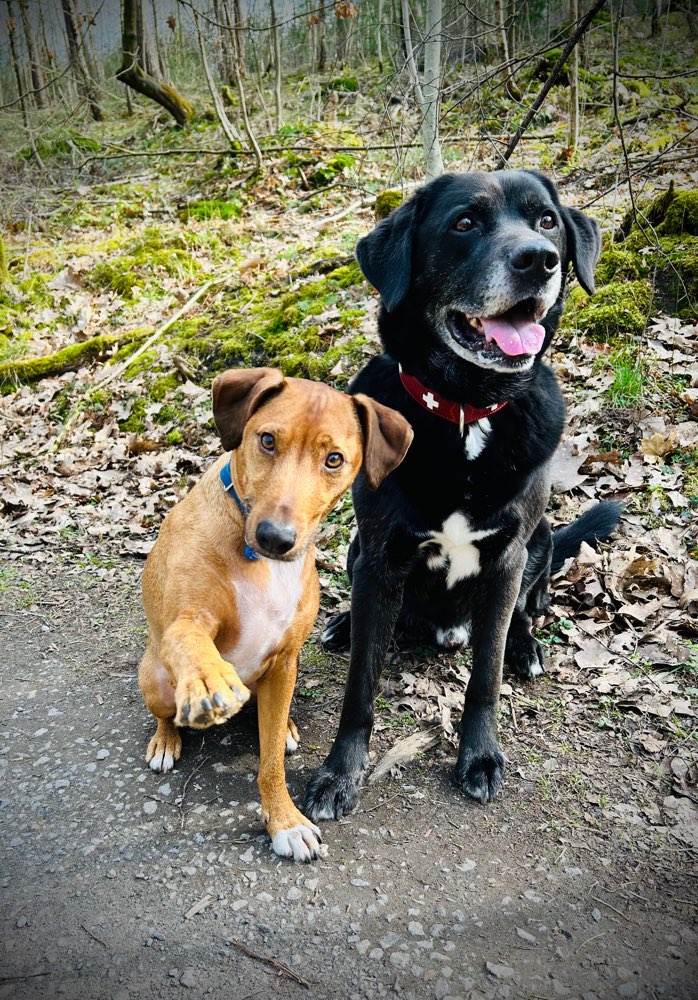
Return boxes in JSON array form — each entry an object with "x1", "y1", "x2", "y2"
[{"x1": 220, "y1": 459, "x2": 259, "y2": 561}]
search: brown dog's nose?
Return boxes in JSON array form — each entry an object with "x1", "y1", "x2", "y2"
[
  {"x1": 255, "y1": 520, "x2": 297, "y2": 556},
  {"x1": 510, "y1": 241, "x2": 559, "y2": 281}
]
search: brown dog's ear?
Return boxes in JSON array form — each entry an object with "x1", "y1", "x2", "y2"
[
  {"x1": 212, "y1": 367, "x2": 285, "y2": 451},
  {"x1": 352, "y1": 394, "x2": 413, "y2": 490}
]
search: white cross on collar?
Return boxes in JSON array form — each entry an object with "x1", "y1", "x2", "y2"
[{"x1": 422, "y1": 391, "x2": 439, "y2": 410}]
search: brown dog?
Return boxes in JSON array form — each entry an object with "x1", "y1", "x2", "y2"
[{"x1": 138, "y1": 367, "x2": 412, "y2": 861}]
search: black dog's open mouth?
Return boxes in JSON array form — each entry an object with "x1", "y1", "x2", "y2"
[{"x1": 446, "y1": 299, "x2": 546, "y2": 364}]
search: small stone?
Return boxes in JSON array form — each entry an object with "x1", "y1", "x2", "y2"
[
  {"x1": 618, "y1": 984, "x2": 638, "y2": 998},
  {"x1": 356, "y1": 940, "x2": 371, "y2": 955},
  {"x1": 287, "y1": 887, "x2": 302, "y2": 901},
  {"x1": 113, "y1": 991, "x2": 130, "y2": 1000},
  {"x1": 158, "y1": 783, "x2": 171, "y2": 797},
  {"x1": 304, "y1": 878, "x2": 318, "y2": 891},
  {"x1": 143, "y1": 801, "x2": 157, "y2": 815},
  {"x1": 179, "y1": 968, "x2": 196, "y2": 989},
  {"x1": 552, "y1": 980, "x2": 571, "y2": 997},
  {"x1": 351, "y1": 879, "x2": 370, "y2": 888},
  {"x1": 523, "y1": 889, "x2": 542, "y2": 903},
  {"x1": 390, "y1": 952, "x2": 409, "y2": 968},
  {"x1": 168, "y1": 969, "x2": 179, "y2": 978},
  {"x1": 456, "y1": 858, "x2": 476, "y2": 873},
  {"x1": 409, "y1": 921, "x2": 425, "y2": 936},
  {"x1": 231, "y1": 899, "x2": 247, "y2": 911},
  {"x1": 256, "y1": 892, "x2": 273, "y2": 903},
  {"x1": 16, "y1": 916, "x2": 28, "y2": 928},
  {"x1": 485, "y1": 962, "x2": 514, "y2": 979},
  {"x1": 96, "y1": 749, "x2": 110, "y2": 760},
  {"x1": 369, "y1": 948, "x2": 384, "y2": 961},
  {"x1": 434, "y1": 980, "x2": 450, "y2": 1000},
  {"x1": 564, "y1": 867, "x2": 583, "y2": 878},
  {"x1": 380, "y1": 932, "x2": 400, "y2": 949},
  {"x1": 591, "y1": 908, "x2": 602, "y2": 923},
  {"x1": 516, "y1": 928, "x2": 536, "y2": 944}
]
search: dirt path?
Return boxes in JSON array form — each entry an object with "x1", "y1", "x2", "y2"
[{"x1": 1, "y1": 555, "x2": 696, "y2": 1000}]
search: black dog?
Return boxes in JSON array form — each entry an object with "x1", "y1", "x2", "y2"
[{"x1": 304, "y1": 169, "x2": 621, "y2": 818}]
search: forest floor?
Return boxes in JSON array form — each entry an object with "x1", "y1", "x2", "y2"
[{"x1": 1, "y1": 12, "x2": 698, "y2": 999}]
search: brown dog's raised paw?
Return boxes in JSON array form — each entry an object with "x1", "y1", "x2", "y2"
[{"x1": 175, "y1": 665, "x2": 250, "y2": 728}]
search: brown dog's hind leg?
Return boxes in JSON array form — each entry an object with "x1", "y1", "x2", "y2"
[
  {"x1": 146, "y1": 718, "x2": 182, "y2": 773},
  {"x1": 139, "y1": 643, "x2": 182, "y2": 772},
  {"x1": 286, "y1": 717, "x2": 300, "y2": 754}
]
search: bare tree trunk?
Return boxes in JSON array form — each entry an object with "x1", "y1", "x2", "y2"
[
  {"x1": 650, "y1": 0, "x2": 661, "y2": 37},
  {"x1": 231, "y1": 15, "x2": 263, "y2": 169},
  {"x1": 61, "y1": 0, "x2": 102, "y2": 120},
  {"x1": 401, "y1": 0, "x2": 444, "y2": 179},
  {"x1": 150, "y1": 0, "x2": 167, "y2": 77},
  {"x1": 495, "y1": 0, "x2": 521, "y2": 98},
  {"x1": 568, "y1": 0, "x2": 579, "y2": 149},
  {"x1": 7, "y1": 1, "x2": 29, "y2": 128},
  {"x1": 194, "y1": 11, "x2": 241, "y2": 146},
  {"x1": 234, "y1": 0, "x2": 247, "y2": 77},
  {"x1": 18, "y1": 0, "x2": 47, "y2": 108},
  {"x1": 270, "y1": 0, "x2": 283, "y2": 129},
  {"x1": 377, "y1": 0, "x2": 384, "y2": 70},
  {"x1": 117, "y1": 0, "x2": 193, "y2": 125},
  {"x1": 422, "y1": 0, "x2": 444, "y2": 179},
  {"x1": 336, "y1": 9, "x2": 349, "y2": 67},
  {"x1": 137, "y1": 0, "x2": 162, "y2": 78},
  {"x1": 317, "y1": 2, "x2": 327, "y2": 72}
]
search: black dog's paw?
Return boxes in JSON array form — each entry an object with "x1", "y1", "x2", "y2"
[
  {"x1": 505, "y1": 631, "x2": 545, "y2": 680},
  {"x1": 304, "y1": 755, "x2": 368, "y2": 821},
  {"x1": 454, "y1": 742, "x2": 506, "y2": 804},
  {"x1": 321, "y1": 611, "x2": 351, "y2": 652}
]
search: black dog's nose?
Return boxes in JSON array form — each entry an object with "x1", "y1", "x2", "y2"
[
  {"x1": 510, "y1": 241, "x2": 559, "y2": 281},
  {"x1": 255, "y1": 520, "x2": 297, "y2": 556}
]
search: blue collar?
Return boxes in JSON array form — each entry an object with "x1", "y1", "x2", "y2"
[{"x1": 220, "y1": 459, "x2": 259, "y2": 561}]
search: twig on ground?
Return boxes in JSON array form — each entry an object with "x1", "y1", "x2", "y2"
[
  {"x1": 0, "y1": 971, "x2": 50, "y2": 982},
  {"x1": 178, "y1": 753, "x2": 212, "y2": 830},
  {"x1": 227, "y1": 936, "x2": 314, "y2": 988},
  {"x1": 590, "y1": 894, "x2": 636, "y2": 924},
  {"x1": 81, "y1": 924, "x2": 108, "y2": 948}
]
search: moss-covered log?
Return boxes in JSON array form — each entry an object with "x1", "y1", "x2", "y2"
[
  {"x1": 0, "y1": 329, "x2": 146, "y2": 389},
  {"x1": 117, "y1": 0, "x2": 194, "y2": 126}
]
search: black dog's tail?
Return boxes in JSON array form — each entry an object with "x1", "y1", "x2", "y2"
[{"x1": 551, "y1": 501, "x2": 623, "y2": 573}]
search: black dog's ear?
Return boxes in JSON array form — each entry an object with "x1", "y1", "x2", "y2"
[
  {"x1": 355, "y1": 197, "x2": 419, "y2": 312},
  {"x1": 561, "y1": 206, "x2": 602, "y2": 295}
]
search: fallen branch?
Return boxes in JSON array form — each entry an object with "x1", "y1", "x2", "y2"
[
  {"x1": 369, "y1": 728, "x2": 441, "y2": 783},
  {"x1": 0, "y1": 329, "x2": 143, "y2": 388},
  {"x1": 227, "y1": 936, "x2": 314, "y2": 988},
  {"x1": 498, "y1": 0, "x2": 608, "y2": 164}
]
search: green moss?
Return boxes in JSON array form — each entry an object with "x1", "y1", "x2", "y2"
[
  {"x1": 150, "y1": 373, "x2": 181, "y2": 400},
  {"x1": 86, "y1": 239, "x2": 199, "y2": 298},
  {"x1": 0, "y1": 329, "x2": 145, "y2": 389},
  {"x1": 307, "y1": 153, "x2": 356, "y2": 188},
  {"x1": 375, "y1": 190, "x2": 403, "y2": 220},
  {"x1": 595, "y1": 245, "x2": 647, "y2": 285},
  {"x1": 571, "y1": 280, "x2": 653, "y2": 341},
  {"x1": 327, "y1": 76, "x2": 358, "y2": 92},
  {"x1": 165, "y1": 429, "x2": 184, "y2": 445},
  {"x1": 625, "y1": 78, "x2": 652, "y2": 99},
  {"x1": 658, "y1": 191, "x2": 698, "y2": 237},
  {"x1": 119, "y1": 398, "x2": 147, "y2": 433},
  {"x1": 181, "y1": 199, "x2": 243, "y2": 222}
]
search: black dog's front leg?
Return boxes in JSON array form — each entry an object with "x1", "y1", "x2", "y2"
[
  {"x1": 455, "y1": 552, "x2": 525, "y2": 803},
  {"x1": 304, "y1": 554, "x2": 404, "y2": 821}
]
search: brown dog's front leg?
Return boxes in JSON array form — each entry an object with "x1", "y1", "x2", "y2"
[
  {"x1": 161, "y1": 614, "x2": 251, "y2": 728},
  {"x1": 257, "y1": 654, "x2": 322, "y2": 862}
]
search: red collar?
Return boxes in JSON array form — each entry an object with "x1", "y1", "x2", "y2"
[{"x1": 399, "y1": 367, "x2": 508, "y2": 432}]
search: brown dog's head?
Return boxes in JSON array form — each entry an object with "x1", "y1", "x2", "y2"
[{"x1": 212, "y1": 367, "x2": 413, "y2": 560}]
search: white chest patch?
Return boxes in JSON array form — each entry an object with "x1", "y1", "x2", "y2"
[
  {"x1": 465, "y1": 418, "x2": 491, "y2": 460},
  {"x1": 421, "y1": 512, "x2": 496, "y2": 589},
  {"x1": 221, "y1": 558, "x2": 304, "y2": 683}
]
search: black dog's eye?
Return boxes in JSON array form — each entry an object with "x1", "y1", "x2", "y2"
[
  {"x1": 540, "y1": 212, "x2": 557, "y2": 230},
  {"x1": 452, "y1": 214, "x2": 475, "y2": 233},
  {"x1": 325, "y1": 452, "x2": 344, "y2": 470},
  {"x1": 260, "y1": 432, "x2": 275, "y2": 453}
]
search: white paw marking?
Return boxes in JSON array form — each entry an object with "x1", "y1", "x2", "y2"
[
  {"x1": 285, "y1": 731, "x2": 299, "y2": 753},
  {"x1": 271, "y1": 822, "x2": 323, "y2": 862},
  {"x1": 465, "y1": 418, "x2": 491, "y2": 460},
  {"x1": 421, "y1": 512, "x2": 497, "y2": 588},
  {"x1": 148, "y1": 749, "x2": 174, "y2": 773},
  {"x1": 528, "y1": 660, "x2": 544, "y2": 677},
  {"x1": 435, "y1": 624, "x2": 471, "y2": 648}
]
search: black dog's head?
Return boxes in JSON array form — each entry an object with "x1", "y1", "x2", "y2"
[{"x1": 356, "y1": 170, "x2": 600, "y2": 395}]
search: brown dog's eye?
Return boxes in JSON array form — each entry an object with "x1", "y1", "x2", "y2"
[
  {"x1": 453, "y1": 215, "x2": 474, "y2": 232},
  {"x1": 540, "y1": 212, "x2": 557, "y2": 230},
  {"x1": 260, "y1": 432, "x2": 275, "y2": 453},
  {"x1": 325, "y1": 452, "x2": 344, "y2": 470}
]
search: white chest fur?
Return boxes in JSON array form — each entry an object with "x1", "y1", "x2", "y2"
[
  {"x1": 421, "y1": 512, "x2": 496, "y2": 589},
  {"x1": 221, "y1": 558, "x2": 304, "y2": 683},
  {"x1": 465, "y1": 418, "x2": 491, "y2": 460}
]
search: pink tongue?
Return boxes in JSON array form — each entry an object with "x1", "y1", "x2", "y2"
[{"x1": 480, "y1": 317, "x2": 545, "y2": 356}]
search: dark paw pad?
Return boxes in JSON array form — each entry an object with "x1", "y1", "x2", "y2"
[
  {"x1": 454, "y1": 744, "x2": 506, "y2": 804},
  {"x1": 321, "y1": 611, "x2": 351, "y2": 652},
  {"x1": 304, "y1": 757, "x2": 367, "y2": 821},
  {"x1": 505, "y1": 633, "x2": 545, "y2": 680}
]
